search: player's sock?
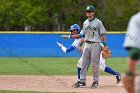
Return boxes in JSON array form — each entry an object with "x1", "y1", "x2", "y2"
[
  {"x1": 78, "y1": 67, "x2": 81, "y2": 81},
  {"x1": 105, "y1": 66, "x2": 119, "y2": 76}
]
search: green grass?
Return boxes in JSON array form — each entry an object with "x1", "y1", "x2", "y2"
[
  {"x1": 0, "y1": 57, "x2": 127, "y2": 75},
  {"x1": 0, "y1": 90, "x2": 75, "y2": 93}
]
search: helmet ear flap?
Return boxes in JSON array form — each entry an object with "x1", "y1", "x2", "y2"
[{"x1": 77, "y1": 29, "x2": 80, "y2": 34}]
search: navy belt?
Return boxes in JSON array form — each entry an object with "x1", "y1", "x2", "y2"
[{"x1": 85, "y1": 40, "x2": 95, "y2": 44}]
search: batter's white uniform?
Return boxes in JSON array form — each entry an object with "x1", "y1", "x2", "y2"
[{"x1": 123, "y1": 12, "x2": 140, "y2": 93}]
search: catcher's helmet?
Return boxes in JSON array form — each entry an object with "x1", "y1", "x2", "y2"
[
  {"x1": 70, "y1": 24, "x2": 81, "y2": 34},
  {"x1": 86, "y1": 5, "x2": 95, "y2": 12}
]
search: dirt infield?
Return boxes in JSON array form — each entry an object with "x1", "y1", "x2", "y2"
[{"x1": 0, "y1": 75, "x2": 126, "y2": 93}]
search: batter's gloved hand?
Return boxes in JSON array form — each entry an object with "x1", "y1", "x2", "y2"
[
  {"x1": 56, "y1": 42, "x2": 63, "y2": 48},
  {"x1": 60, "y1": 35, "x2": 71, "y2": 40},
  {"x1": 102, "y1": 46, "x2": 111, "y2": 59}
]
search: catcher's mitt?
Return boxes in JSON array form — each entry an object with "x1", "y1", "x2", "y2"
[
  {"x1": 122, "y1": 75, "x2": 136, "y2": 93},
  {"x1": 102, "y1": 46, "x2": 111, "y2": 59}
]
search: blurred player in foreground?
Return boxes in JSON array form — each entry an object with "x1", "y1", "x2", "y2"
[
  {"x1": 123, "y1": 12, "x2": 140, "y2": 93},
  {"x1": 57, "y1": 24, "x2": 121, "y2": 88}
]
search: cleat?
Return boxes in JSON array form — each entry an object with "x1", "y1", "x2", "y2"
[
  {"x1": 91, "y1": 81, "x2": 99, "y2": 88},
  {"x1": 72, "y1": 81, "x2": 86, "y2": 88},
  {"x1": 72, "y1": 81, "x2": 80, "y2": 87},
  {"x1": 116, "y1": 72, "x2": 121, "y2": 84}
]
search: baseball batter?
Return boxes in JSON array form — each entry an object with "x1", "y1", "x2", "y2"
[
  {"x1": 59, "y1": 24, "x2": 121, "y2": 88},
  {"x1": 123, "y1": 12, "x2": 140, "y2": 93}
]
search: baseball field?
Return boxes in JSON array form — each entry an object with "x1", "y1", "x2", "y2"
[{"x1": 0, "y1": 57, "x2": 128, "y2": 93}]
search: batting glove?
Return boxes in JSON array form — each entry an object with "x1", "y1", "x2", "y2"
[
  {"x1": 56, "y1": 42, "x2": 66, "y2": 53},
  {"x1": 60, "y1": 35, "x2": 71, "y2": 40},
  {"x1": 56, "y1": 42, "x2": 63, "y2": 47}
]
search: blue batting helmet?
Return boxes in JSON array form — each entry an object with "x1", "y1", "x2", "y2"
[{"x1": 70, "y1": 24, "x2": 81, "y2": 34}]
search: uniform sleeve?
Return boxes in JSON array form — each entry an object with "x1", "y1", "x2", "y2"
[
  {"x1": 99, "y1": 21, "x2": 106, "y2": 35},
  {"x1": 81, "y1": 22, "x2": 87, "y2": 35},
  {"x1": 71, "y1": 39, "x2": 81, "y2": 48},
  {"x1": 66, "y1": 46, "x2": 76, "y2": 53}
]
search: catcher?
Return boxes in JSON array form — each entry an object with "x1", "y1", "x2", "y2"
[{"x1": 57, "y1": 24, "x2": 121, "y2": 88}]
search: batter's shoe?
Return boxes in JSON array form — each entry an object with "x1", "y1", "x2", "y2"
[
  {"x1": 91, "y1": 81, "x2": 99, "y2": 88},
  {"x1": 72, "y1": 81, "x2": 86, "y2": 88},
  {"x1": 116, "y1": 73, "x2": 121, "y2": 84},
  {"x1": 72, "y1": 81, "x2": 80, "y2": 87}
]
